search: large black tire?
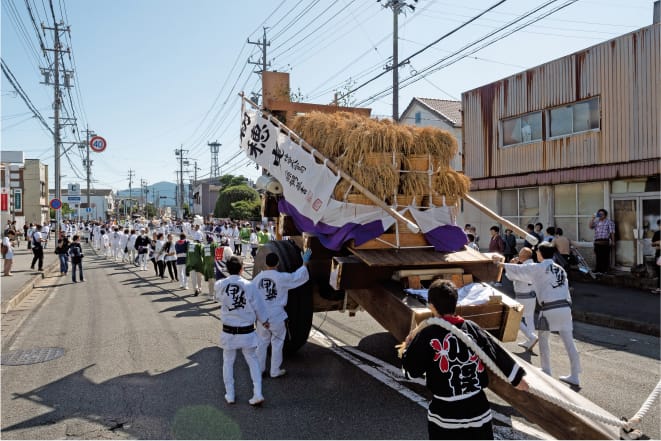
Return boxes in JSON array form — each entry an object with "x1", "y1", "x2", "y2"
[{"x1": 253, "y1": 240, "x2": 314, "y2": 354}]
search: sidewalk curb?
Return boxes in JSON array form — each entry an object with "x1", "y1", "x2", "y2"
[
  {"x1": 1, "y1": 261, "x2": 59, "y2": 314},
  {"x1": 573, "y1": 311, "x2": 660, "y2": 337}
]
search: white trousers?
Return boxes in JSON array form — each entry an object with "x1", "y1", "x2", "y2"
[
  {"x1": 256, "y1": 320, "x2": 287, "y2": 376},
  {"x1": 517, "y1": 296, "x2": 537, "y2": 342},
  {"x1": 190, "y1": 271, "x2": 203, "y2": 290},
  {"x1": 539, "y1": 329, "x2": 581, "y2": 378},
  {"x1": 137, "y1": 253, "x2": 148, "y2": 270},
  {"x1": 177, "y1": 264, "x2": 188, "y2": 288},
  {"x1": 222, "y1": 346, "x2": 262, "y2": 399}
]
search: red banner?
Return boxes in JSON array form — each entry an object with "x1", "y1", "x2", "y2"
[{"x1": 0, "y1": 193, "x2": 8, "y2": 211}]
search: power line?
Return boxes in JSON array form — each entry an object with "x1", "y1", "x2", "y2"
[
  {"x1": 357, "y1": 0, "x2": 579, "y2": 106},
  {"x1": 1, "y1": 58, "x2": 54, "y2": 134},
  {"x1": 336, "y1": 0, "x2": 511, "y2": 103}
]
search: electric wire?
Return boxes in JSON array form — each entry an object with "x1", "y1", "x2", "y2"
[
  {"x1": 354, "y1": 0, "x2": 576, "y2": 106},
  {"x1": 1, "y1": 57, "x2": 54, "y2": 135},
  {"x1": 335, "y1": 0, "x2": 512, "y2": 103}
]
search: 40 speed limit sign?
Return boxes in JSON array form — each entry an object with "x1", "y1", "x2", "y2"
[{"x1": 89, "y1": 135, "x2": 107, "y2": 153}]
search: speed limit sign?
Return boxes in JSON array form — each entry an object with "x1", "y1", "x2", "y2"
[{"x1": 89, "y1": 135, "x2": 107, "y2": 153}]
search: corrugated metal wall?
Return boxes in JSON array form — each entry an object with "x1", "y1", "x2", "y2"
[{"x1": 462, "y1": 24, "x2": 660, "y2": 180}]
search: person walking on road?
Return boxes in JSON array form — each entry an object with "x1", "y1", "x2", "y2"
[
  {"x1": 164, "y1": 233, "x2": 178, "y2": 282},
  {"x1": 68, "y1": 235, "x2": 85, "y2": 283},
  {"x1": 400, "y1": 279, "x2": 528, "y2": 440},
  {"x1": 495, "y1": 242, "x2": 581, "y2": 387},
  {"x1": 2, "y1": 230, "x2": 16, "y2": 276},
  {"x1": 589, "y1": 208, "x2": 616, "y2": 274},
  {"x1": 253, "y1": 250, "x2": 311, "y2": 378},
  {"x1": 134, "y1": 229, "x2": 150, "y2": 271},
  {"x1": 174, "y1": 233, "x2": 189, "y2": 289},
  {"x1": 55, "y1": 234, "x2": 70, "y2": 276},
  {"x1": 30, "y1": 224, "x2": 46, "y2": 271},
  {"x1": 214, "y1": 256, "x2": 270, "y2": 406}
]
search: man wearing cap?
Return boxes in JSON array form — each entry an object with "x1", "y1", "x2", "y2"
[{"x1": 252, "y1": 249, "x2": 311, "y2": 378}]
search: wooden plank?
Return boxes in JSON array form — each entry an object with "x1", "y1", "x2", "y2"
[
  {"x1": 348, "y1": 248, "x2": 501, "y2": 282},
  {"x1": 348, "y1": 282, "x2": 522, "y2": 343},
  {"x1": 349, "y1": 233, "x2": 430, "y2": 249},
  {"x1": 488, "y1": 354, "x2": 619, "y2": 439},
  {"x1": 329, "y1": 256, "x2": 391, "y2": 290}
]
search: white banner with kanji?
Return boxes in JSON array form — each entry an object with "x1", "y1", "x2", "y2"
[{"x1": 239, "y1": 110, "x2": 340, "y2": 223}]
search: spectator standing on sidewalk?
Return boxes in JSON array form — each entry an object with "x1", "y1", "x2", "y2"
[
  {"x1": 215, "y1": 256, "x2": 270, "y2": 406},
  {"x1": 488, "y1": 226, "x2": 505, "y2": 286},
  {"x1": 253, "y1": 250, "x2": 311, "y2": 379},
  {"x1": 589, "y1": 208, "x2": 616, "y2": 274},
  {"x1": 652, "y1": 219, "x2": 660, "y2": 294},
  {"x1": 30, "y1": 225, "x2": 46, "y2": 271},
  {"x1": 552, "y1": 228, "x2": 572, "y2": 270},
  {"x1": 2, "y1": 230, "x2": 16, "y2": 276},
  {"x1": 503, "y1": 228, "x2": 517, "y2": 262},
  {"x1": 68, "y1": 235, "x2": 85, "y2": 283},
  {"x1": 495, "y1": 242, "x2": 581, "y2": 387}
]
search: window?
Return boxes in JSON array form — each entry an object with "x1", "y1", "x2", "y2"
[
  {"x1": 500, "y1": 187, "x2": 540, "y2": 228},
  {"x1": 553, "y1": 182, "x2": 605, "y2": 242},
  {"x1": 414, "y1": 111, "x2": 422, "y2": 124},
  {"x1": 501, "y1": 112, "x2": 542, "y2": 147},
  {"x1": 549, "y1": 97, "x2": 599, "y2": 138}
]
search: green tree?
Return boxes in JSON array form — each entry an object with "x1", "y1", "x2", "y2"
[
  {"x1": 214, "y1": 184, "x2": 259, "y2": 218},
  {"x1": 218, "y1": 174, "x2": 248, "y2": 188},
  {"x1": 230, "y1": 199, "x2": 261, "y2": 221}
]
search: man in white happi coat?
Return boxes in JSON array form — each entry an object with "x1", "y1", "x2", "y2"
[
  {"x1": 118, "y1": 229, "x2": 130, "y2": 262},
  {"x1": 252, "y1": 250, "x2": 311, "y2": 378},
  {"x1": 504, "y1": 247, "x2": 538, "y2": 351},
  {"x1": 215, "y1": 256, "x2": 270, "y2": 406},
  {"x1": 92, "y1": 224, "x2": 102, "y2": 250},
  {"x1": 496, "y1": 242, "x2": 581, "y2": 386},
  {"x1": 109, "y1": 227, "x2": 123, "y2": 261}
]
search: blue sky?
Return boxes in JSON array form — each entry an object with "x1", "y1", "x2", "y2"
[{"x1": 1, "y1": 0, "x2": 655, "y2": 192}]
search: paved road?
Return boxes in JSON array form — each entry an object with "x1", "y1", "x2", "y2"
[{"x1": 1, "y1": 243, "x2": 659, "y2": 439}]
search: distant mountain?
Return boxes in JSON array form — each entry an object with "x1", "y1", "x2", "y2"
[{"x1": 116, "y1": 181, "x2": 177, "y2": 205}]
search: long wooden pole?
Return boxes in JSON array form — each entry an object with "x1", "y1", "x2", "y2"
[
  {"x1": 463, "y1": 194, "x2": 539, "y2": 246},
  {"x1": 240, "y1": 93, "x2": 420, "y2": 234}
]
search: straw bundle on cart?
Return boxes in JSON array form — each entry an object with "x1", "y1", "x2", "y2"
[{"x1": 289, "y1": 111, "x2": 467, "y2": 206}]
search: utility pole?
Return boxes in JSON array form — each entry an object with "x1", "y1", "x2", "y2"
[
  {"x1": 81, "y1": 126, "x2": 95, "y2": 222},
  {"x1": 140, "y1": 179, "x2": 148, "y2": 214},
  {"x1": 248, "y1": 27, "x2": 271, "y2": 74},
  {"x1": 127, "y1": 169, "x2": 135, "y2": 216},
  {"x1": 208, "y1": 141, "x2": 221, "y2": 182},
  {"x1": 174, "y1": 147, "x2": 189, "y2": 219},
  {"x1": 42, "y1": 19, "x2": 71, "y2": 240},
  {"x1": 379, "y1": 0, "x2": 418, "y2": 121}
]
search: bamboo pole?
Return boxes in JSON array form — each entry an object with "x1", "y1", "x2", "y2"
[
  {"x1": 463, "y1": 194, "x2": 539, "y2": 246},
  {"x1": 240, "y1": 93, "x2": 420, "y2": 234}
]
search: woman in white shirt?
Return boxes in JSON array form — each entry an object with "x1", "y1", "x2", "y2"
[
  {"x1": 2, "y1": 230, "x2": 15, "y2": 276},
  {"x1": 154, "y1": 233, "x2": 167, "y2": 279},
  {"x1": 163, "y1": 233, "x2": 178, "y2": 282}
]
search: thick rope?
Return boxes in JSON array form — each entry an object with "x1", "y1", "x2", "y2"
[{"x1": 420, "y1": 317, "x2": 658, "y2": 432}]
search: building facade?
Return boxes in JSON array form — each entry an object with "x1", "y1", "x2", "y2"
[
  {"x1": 461, "y1": 24, "x2": 660, "y2": 270},
  {"x1": 399, "y1": 98, "x2": 463, "y2": 171},
  {"x1": 49, "y1": 188, "x2": 115, "y2": 222},
  {"x1": 192, "y1": 180, "x2": 222, "y2": 218}
]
